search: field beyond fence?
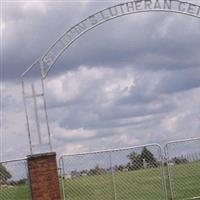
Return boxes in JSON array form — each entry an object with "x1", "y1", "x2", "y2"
[
  {"x1": 1, "y1": 162, "x2": 200, "y2": 200},
  {"x1": 62, "y1": 161, "x2": 200, "y2": 200}
]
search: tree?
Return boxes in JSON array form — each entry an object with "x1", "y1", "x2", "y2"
[
  {"x1": 140, "y1": 147, "x2": 158, "y2": 167},
  {"x1": 172, "y1": 157, "x2": 189, "y2": 165},
  {"x1": 127, "y1": 147, "x2": 158, "y2": 170},
  {"x1": 16, "y1": 178, "x2": 28, "y2": 185},
  {"x1": 127, "y1": 152, "x2": 143, "y2": 170},
  {"x1": 88, "y1": 165, "x2": 106, "y2": 176},
  {"x1": 0, "y1": 164, "x2": 12, "y2": 183}
]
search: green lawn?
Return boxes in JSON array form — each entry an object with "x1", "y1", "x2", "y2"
[
  {"x1": 63, "y1": 162, "x2": 200, "y2": 200},
  {"x1": 0, "y1": 162, "x2": 199, "y2": 200},
  {"x1": 64, "y1": 167, "x2": 165, "y2": 200},
  {"x1": 169, "y1": 161, "x2": 200, "y2": 200},
  {"x1": 0, "y1": 184, "x2": 30, "y2": 200}
]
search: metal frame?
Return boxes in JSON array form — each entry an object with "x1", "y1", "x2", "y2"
[
  {"x1": 59, "y1": 143, "x2": 167, "y2": 200},
  {"x1": 40, "y1": 0, "x2": 200, "y2": 79},
  {"x1": 164, "y1": 137, "x2": 200, "y2": 200},
  {"x1": 21, "y1": 0, "x2": 200, "y2": 154},
  {"x1": 0, "y1": 157, "x2": 27, "y2": 164},
  {"x1": 59, "y1": 139, "x2": 200, "y2": 200},
  {"x1": 59, "y1": 143, "x2": 162, "y2": 158},
  {"x1": 21, "y1": 61, "x2": 52, "y2": 154},
  {"x1": 109, "y1": 152, "x2": 117, "y2": 200}
]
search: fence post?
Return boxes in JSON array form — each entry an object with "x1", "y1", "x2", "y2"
[
  {"x1": 59, "y1": 157, "x2": 66, "y2": 200},
  {"x1": 27, "y1": 152, "x2": 61, "y2": 200},
  {"x1": 109, "y1": 152, "x2": 117, "y2": 200}
]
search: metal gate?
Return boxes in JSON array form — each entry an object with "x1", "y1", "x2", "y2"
[
  {"x1": 0, "y1": 158, "x2": 31, "y2": 200},
  {"x1": 1, "y1": 138, "x2": 200, "y2": 199},
  {"x1": 59, "y1": 144, "x2": 166, "y2": 200},
  {"x1": 165, "y1": 138, "x2": 200, "y2": 200}
]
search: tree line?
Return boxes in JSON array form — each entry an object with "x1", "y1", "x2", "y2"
[{"x1": 69, "y1": 147, "x2": 160, "y2": 178}]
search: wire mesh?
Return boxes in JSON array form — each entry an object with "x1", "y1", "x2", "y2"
[
  {"x1": 165, "y1": 138, "x2": 200, "y2": 200},
  {"x1": 60, "y1": 144, "x2": 166, "y2": 200},
  {"x1": 0, "y1": 158, "x2": 31, "y2": 200}
]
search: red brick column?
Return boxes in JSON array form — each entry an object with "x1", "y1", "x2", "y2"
[{"x1": 27, "y1": 152, "x2": 61, "y2": 200}]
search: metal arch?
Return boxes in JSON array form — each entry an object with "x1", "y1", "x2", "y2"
[
  {"x1": 32, "y1": 0, "x2": 200, "y2": 79},
  {"x1": 21, "y1": 0, "x2": 200, "y2": 155}
]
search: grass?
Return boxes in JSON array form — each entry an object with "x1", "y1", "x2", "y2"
[
  {"x1": 64, "y1": 167, "x2": 165, "y2": 200},
  {"x1": 0, "y1": 162, "x2": 199, "y2": 200},
  {"x1": 63, "y1": 161, "x2": 200, "y2": 200},
  {"x1": 169, "y1": 161, "x2": 200, "y2": 200},
  {"x1": 0, "y1": 184, "x2": 30, "y2": 200}
]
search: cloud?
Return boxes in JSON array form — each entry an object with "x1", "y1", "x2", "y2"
[
  {"x1": 3, "y1": 1, "x2": 200, "y2": 80},
  {"x1": 61, "y1": 144, "x2": 89, "y2": 155},
  {"x1": 2, "y1": 0, "x2": 200, "y2": 160},
  {"x1": 51, "y1": 122, "x2": 96, "y2": 140},
  {"x1": 156, "y1": 68, "x2": 200, "y2": 94}
]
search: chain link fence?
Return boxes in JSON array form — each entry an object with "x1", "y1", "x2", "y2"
[
  {"x1": 1, "y1": 138, "x2": 199, "y2": 200},
  {"x1": 0, "y1": 158, "x2": 31, "y2": 200},
  {"x1": 165, "y1": 138, "x2": 200, "y2": 200},
  {"x1": 60, "y1": 144, "x2": 167, "y2": 200}
]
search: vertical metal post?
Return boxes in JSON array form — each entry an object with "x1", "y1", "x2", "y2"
[
  {"x1": 41, "y1": 79, "x2": 52, "y2": 151},
  {"x1": 60, "y1": 157, "x2": 67, "y2": 200},
  {"x1": 22, "y1": 78, "x2": 33, "y2": 154},
  {"x1": 158, "y1": 146, "x2": 168, "y2": 200},
  {"x1": 109, "y1": 152, "x2": 117, "y2": 200},
  {"x1": 165, "y1": 145, "x2": 175, "y2": 200},
  {"x1": 31, "y1": 84, "x2": 42, "y2": 145}
]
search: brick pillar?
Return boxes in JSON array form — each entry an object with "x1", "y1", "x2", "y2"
[{"x1": 27, "y1": 152, "x2": 61, "y2": 200}]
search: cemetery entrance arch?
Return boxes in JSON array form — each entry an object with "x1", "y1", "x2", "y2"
[{"x1": 21, "y1": 0, "x2": 200, "y2": 154}]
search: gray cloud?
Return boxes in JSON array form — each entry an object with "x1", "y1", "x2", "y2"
[
  {"x1": 3, "y1": 1, "x2": 200, "y2": 80},
  {"x1": 2, "y1": 0, "x2": 200, "y2": 160},
  {"x1": 156, "y1": 68, "x2": 200, "y2": 94}
]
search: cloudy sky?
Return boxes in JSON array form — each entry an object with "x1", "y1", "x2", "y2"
[{"x1": 1, "y1": 0, "x2": 200, "y2": 161}]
